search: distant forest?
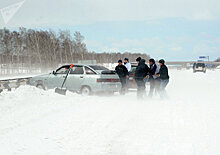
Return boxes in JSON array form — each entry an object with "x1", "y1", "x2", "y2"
[{"x1": 0, "y1": 28, "x2": 150, "y2": 70}]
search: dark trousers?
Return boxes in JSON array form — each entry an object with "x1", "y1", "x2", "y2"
[
  {"x1": 159, "y1": 79, "x2": 169, "y2": 99},
  {"x1": 136, "y1": 79, "x2": 145, "y2": 98},
  {"x1": 148, "y1": 78, "x2": 160, "y2": 97},
  {"x1": 148, "y1": 79, "x2": 156, "y2": 98},
  {"x1": 120, "y1": 77, "x2": 127, "y2": 95},
  {"x1": 125, "y1": 76, "x2": 129, "y2": 91},
  {"x1": 155, "y1": 78, "x2": 161, "y2": 95}
]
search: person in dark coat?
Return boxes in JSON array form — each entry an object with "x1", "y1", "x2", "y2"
[
  {"x1": 136, "y1": 57, "x2": 141, "y2": 64},
  {"x1": 134, "y1": 59, "x2": 150, "y2": 98},
  {"x1": 157, "y1": 59, "x2": 169, "y2": 99},
  {"x1": 148, "y1": 58, "x2": 158, "y2": 98},
  {"x1": 115, "y1": 60, "x2": 129, "y2": 95}
]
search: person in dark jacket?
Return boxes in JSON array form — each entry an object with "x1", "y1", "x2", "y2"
[
  {"x1": 115, "y1": 60, "x2": 129, "y2": 95},
  {"x1": 157, "y1": 59, "x2": 169, "y2": 99},
  {"x1": 148, "y1": 58, "x2": 157, "y2": 98},
  {"x1": 135, "y1": 59, "x2": 150, "y2": 98},
  {"x1": 136, "y1": 57, "x2": 141, "y2": 64}
]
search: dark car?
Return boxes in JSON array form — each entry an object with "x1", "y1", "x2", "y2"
[{"x1": 127, "y1": 62, "x2": 138, "y2": 88}]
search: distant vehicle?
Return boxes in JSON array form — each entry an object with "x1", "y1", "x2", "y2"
[
  {"x1": 193, "y1": 62, "x2": 206, "y2": 73},
  {"x1": 29, "y1": 64, "x2": 121, "y2": 95},
  {"x1": 128, "y1": 62, "x2": 138, "y2": 88},
  {"x1": 127, "y1": 62, "x2": 150, "y2": 88}
]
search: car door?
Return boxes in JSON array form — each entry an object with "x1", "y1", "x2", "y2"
[
  {"x1": 65, "y1": 65, "x2": 85, "y2": 91},
  {"x1": 46, "y1": 66, "x2": 69, "y2": 89},
  {"x1": 83, "y1": 66, "x2": 98, "y2": 86}
]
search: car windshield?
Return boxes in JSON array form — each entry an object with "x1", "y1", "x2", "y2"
[{"x1": 89, "y1": 66, "x2": 109, "y2": 71}]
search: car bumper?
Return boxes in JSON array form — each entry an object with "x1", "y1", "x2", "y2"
[{"x1": 194, "y1": 68, "x2": 206, "y2": 71}]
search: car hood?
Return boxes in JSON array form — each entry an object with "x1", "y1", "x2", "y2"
[{"x1": 30, "y1": 73, "x2": 51, "y2": 84}]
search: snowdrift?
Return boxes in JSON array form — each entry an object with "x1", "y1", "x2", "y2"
[{"x1": 0, "y1": 69, "x2": 220, "y2": 154}]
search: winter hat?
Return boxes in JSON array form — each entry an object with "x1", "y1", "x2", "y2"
[
  {"x1": 149, "y1": 58, "x2": 155, "y2": 64},
  {"x1": 141, "y1": 59, "x2": 146, "y2": 63},
  {"x1": 124, "y1": 58, "x2": 129, "y2": 61},
  {"x1": 118, "y1": 59, "x2": 122, "y2": 63},
  {"x1": 159, "y1": 59, "x2": 165, "y2": 64},
  {"x1": 136, "y1": 57, "x2": 141, "y2": 62}
]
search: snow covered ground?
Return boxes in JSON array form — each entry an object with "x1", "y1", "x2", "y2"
[{"x1": 0, "y1": 69, "x2": 220, "y2": 155}]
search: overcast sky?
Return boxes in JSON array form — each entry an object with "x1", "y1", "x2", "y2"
[{"x1": 0, "y1": 0, "x2": 220, "y2": 60}]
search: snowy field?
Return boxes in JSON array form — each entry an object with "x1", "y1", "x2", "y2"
[{"x1": 0, "y1": 69, "x2": 220, "y2": 155}]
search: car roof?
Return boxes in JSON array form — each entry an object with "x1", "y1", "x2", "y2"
[
  {"x1": 195, "y1": 62, "x2": 205, "y2": 64},
  {"x1": 61, "y1": 64, "x2": 101, "y2": 66}
]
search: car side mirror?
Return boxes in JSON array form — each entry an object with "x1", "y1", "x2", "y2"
[{"x1": 52, "y1": 71, "x2": 56, "y2": 75}]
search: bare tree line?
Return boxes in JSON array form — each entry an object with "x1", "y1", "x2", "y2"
[{"x1": 0, "y1": 28, "x2": 150, "y2": 74}]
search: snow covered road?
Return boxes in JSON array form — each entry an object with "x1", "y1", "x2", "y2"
[{"x1": 0, "y1": 69, "x2": 220, "y2": 154}]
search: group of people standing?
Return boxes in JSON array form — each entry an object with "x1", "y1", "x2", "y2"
[{"x1": 115, "y1": 57, "x2": 170, "y2": 99}]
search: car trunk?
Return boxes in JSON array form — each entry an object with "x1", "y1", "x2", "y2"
[
  {"x1": 94, "y1": 70, "x2": 120, "y2": 82},
  {"x1": 101, "y1": 70, "x2": 119, "y2": 80}
]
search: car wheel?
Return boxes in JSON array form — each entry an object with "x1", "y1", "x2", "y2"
[
  {"x1": 36, "y1": 84, "x2": 45, "y2": 90},
  {"x1": 81, "y1": 86, "x2": 91, "y2": 96}
]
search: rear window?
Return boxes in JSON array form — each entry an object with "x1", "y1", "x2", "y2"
[
  {"x1": 196, "y1": 63, "x2": 205, "y2": 67},
  {"x1": 89, "y1": 65, "x2": 109, "y2": 70},
  {"x1": 85, "y1": 67, "x2": 96, "y2": 74},
  {"x1": 131, "y1": 66, "x2": 137, "y2": 73}
]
